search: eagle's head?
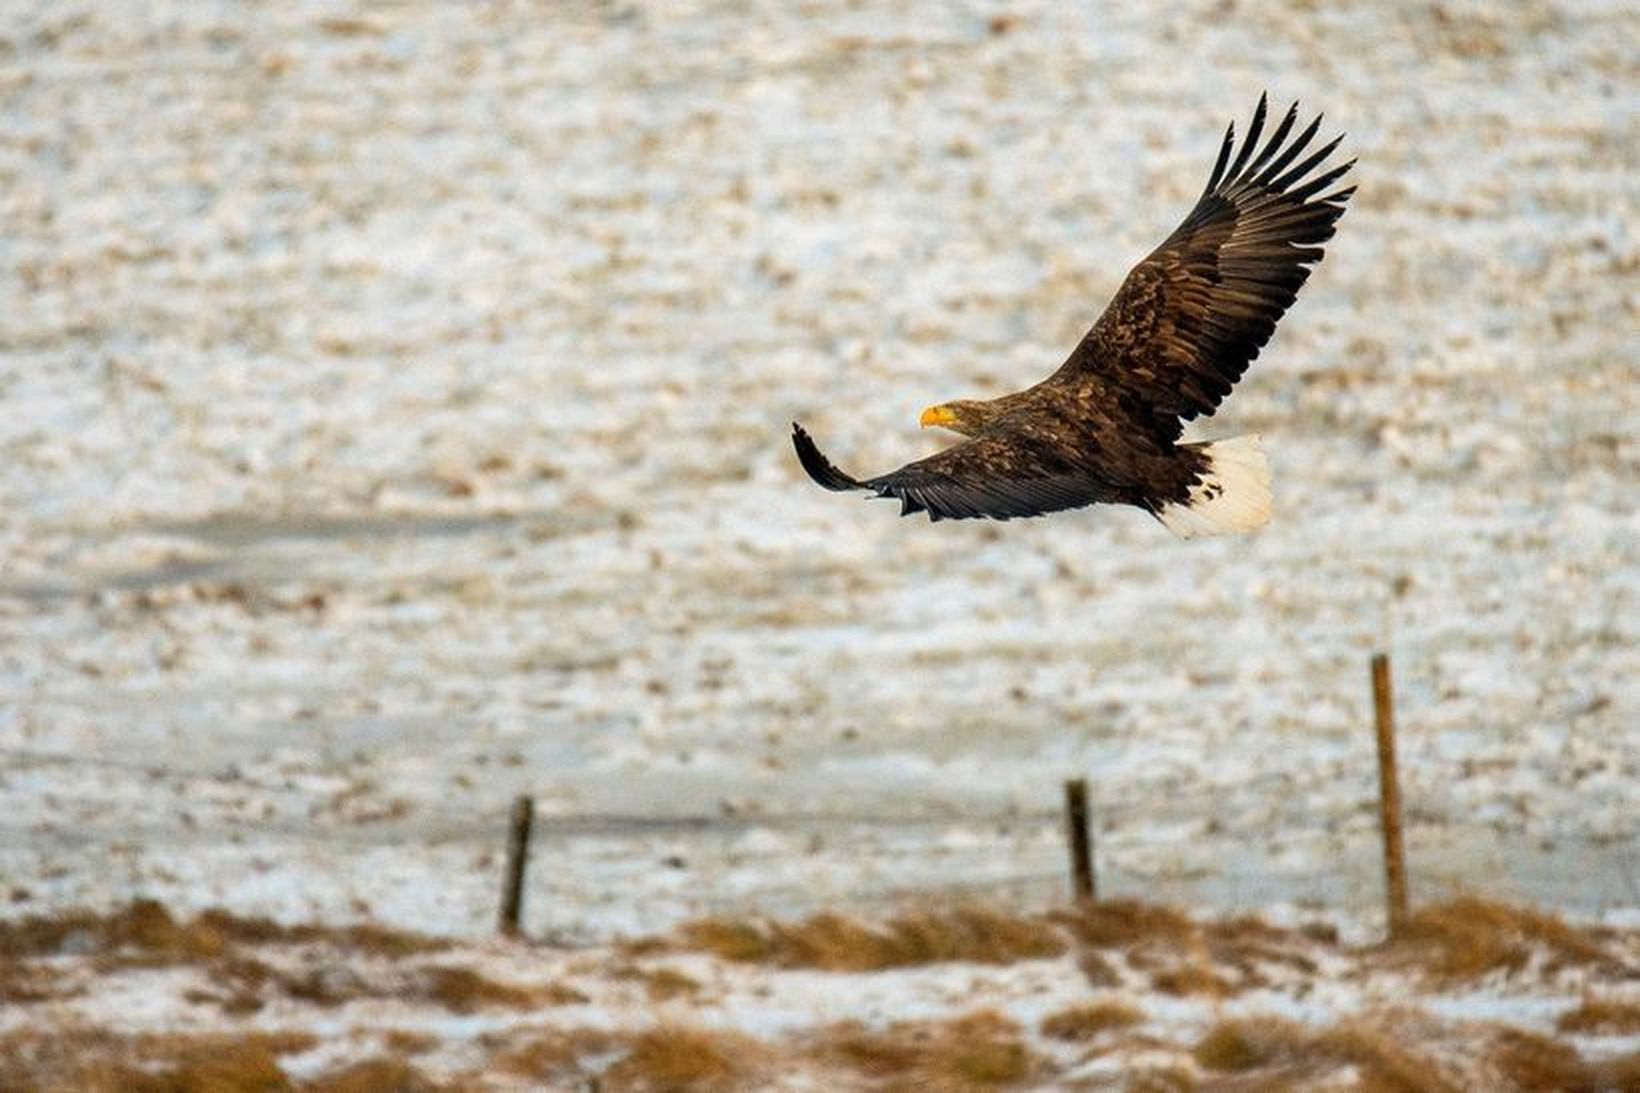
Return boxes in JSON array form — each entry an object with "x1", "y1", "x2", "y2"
[{"x1": 918, "y1": 399, "x2": 993, "y2": 437}]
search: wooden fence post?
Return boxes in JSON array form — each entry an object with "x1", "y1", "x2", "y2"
[
  {"x1": 1371, "y1": 653, "x2": 1410, "y2": 936},
  {"x1": 1064, "y1": 778, "x2": 1096, "y2": 902},
  {"x1": 499, "y1": 795, "x2": 534, "y2": 937}
]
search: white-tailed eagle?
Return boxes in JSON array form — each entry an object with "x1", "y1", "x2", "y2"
[{"x1": 792, "y1": 95, "x2": 1354, "y2": 537}]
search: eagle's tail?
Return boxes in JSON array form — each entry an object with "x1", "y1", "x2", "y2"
[
  {"x1": 791, "y1": 423, "x2": 865, "y2": 491},
  {"x1": 1156, "y1": 435, "x2": 1272, "y2": 539}
]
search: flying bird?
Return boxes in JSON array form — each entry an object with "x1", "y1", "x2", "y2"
[{"x1": 792, "y1": 94, "x2": 1354, "y2": 537}]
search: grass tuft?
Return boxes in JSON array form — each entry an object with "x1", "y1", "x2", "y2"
[
  {"x1": 0, "y1": 1027, "x2": 313, "y2": 1093},
  {"x1": 0, "y1": 899, "x2": 226, "y2": 967},
  {"x1": 1194, "y1": 1014, "x2": 1463, "y2": 1092},
  {"x1": 679, "y1": 903, "x2": 1065, "y2": 971},
  {"x1": 1554, "y1": 994, "x2": 1640, "y2": 1035},
  {"x1": 676, "y1": 918, "x2": 774, "y2": 963},
  {"x1": 0, "y1": 900, "x2": 441, "y2": 967},
  {"x1": 0, "y1": 954, "x2": 66, "y2": 1004},
  {"x1": 236, "y1": 959, "x2": 583, "y2": 1013},
  {"x1": 812, "y1": 1010, "x2": 1041, "y2": 1089},
  {"x1": 1192, "y1": 1016, "x2": 1310, "y2": 1072},
  {"x1": 1395, "y1": 897, "x2": 1615, "y2": 982},
  {"x1": 1489, "y1": 1028, "x2": 1598, "y2": 1091},
  {"x1": 1053, "y1": 899, "x2": 1196, "y2": 949},
  {"x1": 303, "y1": 1057, "x2": 438, "y2": 1093},
  {"x1": 1149, "y1": 963, "x2": 1234, "y2": 996},
  {"x1": 416, "y1": 964, "x2": 586, "y2": 1013},
  {"x1": 612, "y1": 962, "x2": 703, "y2": 1001},
  {"x1": 483, "y1": 1026, "x2": 621, "y2": 1084},
  {"x1": 603, "y1": 1025, "x2": 768, "y2": 1091},
  {"x1": 1038, "y1": 999, "x2": 1145, "y2": 1041},
  {"x1": 1127, "y1": 1065, "x2": 1199, "y2": 1092},
  {"x1": 1311, "y1": 1021, "x2": 1464, "y2": 1093}
]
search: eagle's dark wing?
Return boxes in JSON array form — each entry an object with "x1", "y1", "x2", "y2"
[
  {"x1": 1051, "y1": 95, "x2": 1354, "y2": 440},
  {"x1": 791, "y1": 423, "x2": 1111, "y2": 522}
]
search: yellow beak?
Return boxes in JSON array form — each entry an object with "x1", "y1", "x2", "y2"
[{"x1": 920, "y1": 405, "x2": 954, "y2": 429}]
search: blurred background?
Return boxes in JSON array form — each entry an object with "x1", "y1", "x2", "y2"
[{"x1": 0, "y1": 0, "x2": 1633, "y2": 942}]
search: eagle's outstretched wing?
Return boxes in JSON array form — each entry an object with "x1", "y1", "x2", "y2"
[
  {"x1": 1052, "y1": 95, "x2": 1354, "y2": 439},
  {"x1": 791, "y1": 423, "x2": 1111, "y2": 522}
]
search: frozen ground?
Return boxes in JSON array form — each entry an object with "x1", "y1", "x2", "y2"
[
  {"x1": 1, "y1": 898, "x2": 1636, "y2": 1089},
  {"x1": 0, "y1": 0, "x2": 1636, "y2": 944}
]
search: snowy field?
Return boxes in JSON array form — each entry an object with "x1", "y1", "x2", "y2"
[
  {"x1": 1, "y1": 0, "x2": 1636, "y2": 958},
  {"x1": 1, "y1": 897, "x2": 1637, "y2": 1089}
]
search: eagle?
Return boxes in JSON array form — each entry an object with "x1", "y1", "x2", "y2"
[{"x1": 792, "y1": 95, "x2": 1354, "y2": 537}]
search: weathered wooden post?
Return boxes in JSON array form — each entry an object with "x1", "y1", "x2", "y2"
[
  {"x1": 1371, "y1": 653, "x2": 1410, "y2": 936},
  {"x1": 499, "y1": 794, "x2": 534, "y2": 937},
  {"x1": 1064, "y1": 778, "x2": 1096, "y2": 902}
]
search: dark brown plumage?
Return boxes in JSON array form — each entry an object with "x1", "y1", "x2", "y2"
[{"x1": 792, "y1": 95, "x2": 1354, "y2": 537}]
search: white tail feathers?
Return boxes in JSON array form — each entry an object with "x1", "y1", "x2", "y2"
[{"x1": 1156, "y1": 435, "x2": 1272, "y2": 539}]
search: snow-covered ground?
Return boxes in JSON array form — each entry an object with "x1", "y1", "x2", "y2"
[
  {"x1": 2, "y1": 899, "x2": 1636, "y2": 1089},
  {"x1": 0, "y1": 0, "x2": 1635, "y2": 947}
]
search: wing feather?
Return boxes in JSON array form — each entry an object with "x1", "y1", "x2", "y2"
[
  {"x1": 1051, "y1": 96, "x2": 1354, "y2": 438},
  {"x1": 791, "y1": 423, "x2": 1111, "y2": 523}
]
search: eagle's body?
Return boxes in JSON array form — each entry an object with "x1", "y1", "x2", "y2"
[{"x1": 792, "y1": 96, "x2": 1354, "y2": 537}]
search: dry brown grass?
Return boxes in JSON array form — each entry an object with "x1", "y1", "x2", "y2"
[
  {"x1": 0, "y1": 899, "x2": 441, "y2": 968},
  {"x1": 0, "y1": 899, "x2": 230, "y2": 967},
  {"x1": 381, "y1": 1028, "x2": 441, "y2": 1055},
  {"x1": 1126, "y1": 1065, "x2": 1198, "y2": 1092},
  {"x1": 602, "y1": 1025, "x2": 770, "y2": 1092},
  {"x1": 612, "y1": 961, "x2": 703, "y2": 1001},
  {"x1": 1192, "y1": 1016, "x2": 1313, "y2": 1073},
  {"x1": 1554, "y1": 994, "x2": 1640, "y2": 1035},
  {"x1": 203, "y1": 958, "x2": 583, "y2": 1014},
  {"x1": 678, "y1": 904, "x2": 1065, "y2": 971},
  {"x1": 0, "y1": 1027, "x2": 314, "y2": 1093},
  {"x1": 483, "y1": 1026, "x2": 622, "y2": 1084},
  {"x1": 1488, "y1": 1028, "x2": 1603, "y2": 1092},
  {"x1": 413, "y1": 964, "x2": 586, "y2": 1013},
  {"x1": 0, "y1": 954, "x2": 67, "y2": 1004},
  {"x1": 8, "y1": 895, "x2": 1633, "y2": 1092},
  {"x1": 1206, "y1": 916, "x2": 1323, "y2": 983},
  {"x1": 1593, "y1": 1050, "x2": 1640, "y2": 1091},
  {"x1": 20, "y1": 905, "x2": 576, "y2": 1017},
  {"x1": 181, "y1": 953, "x2": 280, "y2": 1014},
  {"x1": 1055, "y1": 902, "x2": 1292, "y2": 998},
  {"x1": 811, "y1": 1010, "x2": 1042, "y2": 1089},
  {"x1": 675, "y1": 917, "x2": 774, "y2": 963},
  {"x1": 1481, "y1": 1027, "x2": 1640, "y2": 1092},
  {"x1": 1052, "y1": 899, "x2": 1196, "y2": 949},
  {"x1": 1310, "y1": 1021, "x2": 1465, "y2": 1093},
  {"x1": 815, "y1": 1021, "x2": 921, "y2": 1077},
  {"x1": 1077, "y1": 948, "x2": 1121, "y2": 987},
  {"x1": 1393, "y1": 897, "x2": 1618, "y2": 982},
  {"x1": 1038, "y1": 999, "x2": 1145, "y2": 1042},
  {"x1": 1149, "y1": 963, "x2": 1234, "y2": 997},
  {"x1": 1193, "y1": 1015, "x2": 1462, "y2": 1092},
  {"x1": 302, "y1": 1057, "x2": 438, "y2": 1093},
  {"x1": 194, "y1": 906, "x2": 440, "y2": 957}
]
